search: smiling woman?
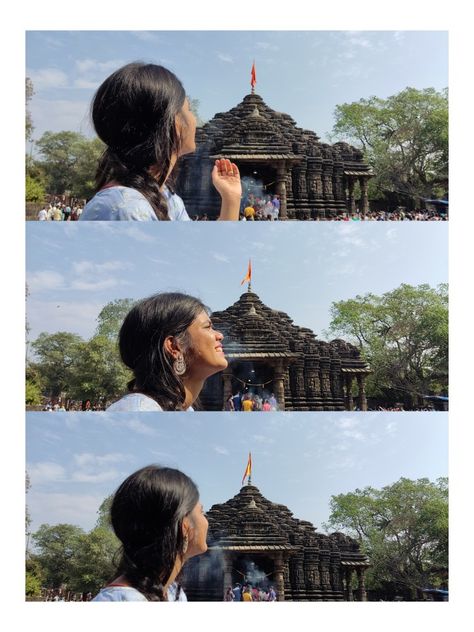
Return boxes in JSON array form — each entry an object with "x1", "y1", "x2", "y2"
[{"x1": 107, "y1": 292, "x2": 227, "y2": 412}]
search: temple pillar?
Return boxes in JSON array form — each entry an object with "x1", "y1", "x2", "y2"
[
  {"x1": 274, "y1": 554, "x2": 286, "y2": 601},
  {"x1": 345, "y1": 375, "x2": 354, "y2": 411},
  {"x1": 222, "y1": 373, "x2": 233, "y2": 409},
  {"x1": 345, "y1": 569, "x2": 354, "y2": 601},
  {"x1": 357, "y1": 375, "x2": 368, "y2": 411},
  {"x1": 356, "y1": 568, "x2": 367, "y2": 602},
  {"x1": 359, "y1": 176, "x2": 369, "y2": 216},
  {"x1": 348, "y1": 178, "x2": 356, "y2": 213},
  {"x1": 276, "y1": 163, "x2": 288, "y2": 219},
  {"x1": 274, "y1": 361, "x2": 286, "y2": 410},
  {"x1": 222, "y1": 555, "x2": 233, "y2": 598},
  {"x1": 319, "y1": 357, "x2": 332, "y2": 410}
]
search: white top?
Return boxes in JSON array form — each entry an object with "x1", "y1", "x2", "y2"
[
  {"x1": 80, "y1": 185, "x2": 190, "y2": 221},
  {"x1": 107, "y1": 392, "x2": 194, "y2": 412},
  {"x1": 92, "y1": 583, "x2": 187, "y2": 601}
]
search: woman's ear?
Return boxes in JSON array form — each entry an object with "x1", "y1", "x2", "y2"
[{"x1": 163, "y1": 335, "x2": 182, "y2": 360}]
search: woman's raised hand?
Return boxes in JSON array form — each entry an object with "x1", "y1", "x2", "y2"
[{"x1": 212, "y1": 159, "x2": 242, "y2": 203}]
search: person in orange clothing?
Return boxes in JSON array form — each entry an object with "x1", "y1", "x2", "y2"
[
  {"x1": 244, "y1": 205, "x2": 255, "y2": 220},
  {"x1": 242, "y1": 396, "x2": 254, "y2": 412}
]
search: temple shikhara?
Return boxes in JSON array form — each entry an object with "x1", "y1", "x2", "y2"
[
  {"x1": 177, "y1": 64, "x2": 373, "y2": 220},
  {"x1": 182, "y1": 482, "x2": 370, "y2": 601},
  {"x1": 201, "y1": 285, "x2": 371, "y2": 412}
]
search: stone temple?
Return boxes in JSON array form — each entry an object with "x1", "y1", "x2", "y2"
[
  {"x1": 201, "y1": 288, "x2": 371, "y2": 411},
  {"x1": 181, "y1": 483, "x2": 370, "y2": 601},
  {"x1": 177, "y1": 92, "x2": 373, "y2": 219}
]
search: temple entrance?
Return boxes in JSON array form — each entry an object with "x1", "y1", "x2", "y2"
[
  {"x1": 238, "y1": 163, "x2": 278, "y2": 204},
  {"x1": 232, "y1": 554, "x2": 275, "y2": 590},
  {"x1": 230, "y1": 360, "x2": 275, "y2": 400}
]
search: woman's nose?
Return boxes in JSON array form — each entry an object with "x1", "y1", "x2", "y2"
[{"x1": 216, "y1": 330, "x2": 224, "y2": 341}]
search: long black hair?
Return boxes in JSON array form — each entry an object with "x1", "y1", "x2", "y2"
[
  {"x1": 91, "y1": 62, "x2": 187, "y2": 220},
  {"x1": 118, "y1": 292, "x2": 208, "y2": 410},
  {"x1": 111, "y1": 465, "x2": 199, "y2": 601}
]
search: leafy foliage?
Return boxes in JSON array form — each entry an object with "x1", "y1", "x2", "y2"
[
  {"x1": 35, "y1": 131, "x2": 104, "y2": 198},
  {"x1": 325, "y1": 477, "x2": 448, "y2": 599},
  {"x1": 31, "y1": 523, "x2": 119, "y2": 594},
  {"x1": 332, "y1": 87, "x2": 448, "y2": 205},
  {"x1": 95, "y1": 298, "x2": 137, "y2": 340},
  {"x1": 26, "y1": 77, "x2": 34, "y2": 142},
  {"x1": 328, "y1": 283, "x2": 448, "y2": 407},
  {"x1": 31, "y1": 332, "x2": 83, "y2": 397},
  {"x1": 25, "y1": 175, "x2": 46, "y2": 203}
]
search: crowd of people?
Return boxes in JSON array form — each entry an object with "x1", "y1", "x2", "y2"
[
  {"x1": 37, "y1": 201, "x2": 85, "y2": 221},
  {"x1": 225, "y1": 583, "x2": 277, "y2": 602},
  {"x1": 42, "y1": 399, "x2": 106, "y2": 412},
  {"x1": 321, "y1": 208, "x2": 448, "y2": 221},
  {"x1": 241, "y1": 193, "x2": 280, "y2": 221},
  {"x1": 225, "y1": 391, "x2": 279, "y2": 411},
  {"x1": 42, "y1": 588, "x2": 93, "y2": 601}
]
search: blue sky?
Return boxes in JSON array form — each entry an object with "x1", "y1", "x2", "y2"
[
  {"x1": 25, "y1": 30, "x2": 447, "y2": 145},
  {"x1": 26, "y1": 411, "x2": 448, "y2": 536},
  {"x1": 26, "y1": 221, "x2": 448, "y2": 344}
]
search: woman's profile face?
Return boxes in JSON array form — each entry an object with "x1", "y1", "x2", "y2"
[
  {"x1": 185, "y1": 501, "x2": 209, "y2": 558},
  {"x1": 185, "y1": 310, "x2": 228, "y2": 379},
  {"x1": 176, "y1": 98, "x2": 197, "y2": 156}
]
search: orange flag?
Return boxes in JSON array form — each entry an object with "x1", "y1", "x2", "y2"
[
  {"x1": 251, "y1": 61, "x2": 256, "y2": 89},
  {"x1": 240, "y1": 259, "x2": 252, "y2": 285},
  {"x1": 242, "y1": 452, "x2": 252, "y2": 486}
]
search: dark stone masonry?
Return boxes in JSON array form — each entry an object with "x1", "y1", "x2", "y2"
[
  {"x1": 177, "y1": 92, "x2": 373, "y2": 219},
  {"x1": 182, "y1": 484, "x2": 370, "y2": 601},
  {"x1": 201, "y1": 289, "x2": 371, "y2": 411}
]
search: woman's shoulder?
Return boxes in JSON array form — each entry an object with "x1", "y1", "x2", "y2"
[
  {"x1": 106, "y1": 393, "x2": 163, "y2": 412},
  {"x1": 80, "y1": 186, "x2": 158, "y2": 221},
  {"x1": 92, "y1": 586, "x2": 147, "y2": 602}
]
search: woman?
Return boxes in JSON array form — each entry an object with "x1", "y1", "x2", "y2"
[
  {"x1": 93, "y1": 465, "x2": 208, "y2": 601},
  {"x1": 80, "y1": 62, "x2": 241, "y2": 221},
  {"x1": 107, "y1": 292, "x2": 227, "y2": 411}
]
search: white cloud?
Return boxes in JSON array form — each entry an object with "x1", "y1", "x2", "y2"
[
  {"x1": 27, "y1": 299, "x2": 103, "y2": 341},
  {"x1": 71, "y1": 469, "x2": 121, "y2": 483},
  {"x1": 28, "y1": 67, "x2": 69, "y2": 91},
  {"x1": 31, "y1": 98, "x2": 93, "y2": 138},
  {"x1": 73, "y1": 78, "x2": 101, "y2": 90},
  {"x1": 75, "y1": 58, "x2": 124, "y2": 75},
  {"x1": 73, "y1": 452, "x2": 130, "y2": 468},
  {"x1": 255, "y1": 42, "x2": 279, "y2": 52},
  {"x1": 213, "y1": 446, "x2": 229, "y2": 455},
  {"x1": 72, "y1": 260, "x2": 131, "y2": 275},
  {"x1": 27, "y1": 270, "x2": 64, "y2": 293},
  {"x1": 129, "y1": 31, "x2": 160, "y2": 43},
  {"x1": 29, "y1": 492, "x2": 103, "y2": 532},
  {"x1": 217, "y1": 53, "x2": 234, "y2": 63},
  {"x1": 69, "y1": 278, "x2": 122, "y2": 292},
  {"x1": 28, "y1": 462, "x2": 66, "y2": 485},
  {"x1": 213, "y1": 253, "x2": 230, "y2": 263}
]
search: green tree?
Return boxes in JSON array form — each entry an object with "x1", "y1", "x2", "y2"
[
  {"x1": 31, "y1": 332, "x2": 84, "y2": 397},
  {"x1": 32, "y1": 524, "x2": 85, "y2": 588},
  {"x1": 26, "y1": 557, "x2": 45, "y2": 599},
  {"x1": 35, "y1": 131, "x2": 104, "y2": 198},
  {"x1": 332, "y1": 87, "x2": 448, "y2": 206},
  {"x1": 325, "y1": 477, "x2": 448, "y2": 600},
  {"x1": 327, "y1": 283, "x2": 448, "y2": 407},
  {"x1": 95, "y1": 298, "x2": 137, "y2": 340},
  {"x1": 26, "y1": 77, "x2": 34, "y2": 142},
  {"x1": 25, "y1": 175, "x2": 46, "y2": 204},
  {"x1": 68, "y1": 335, "x2": 131, "y2": 402},
  {"x1": 67, "y1": 527, "x2": 119, "y2": 594},
  {"x1": 96, "y1": 495, "x2": 114, "y2": 530}
]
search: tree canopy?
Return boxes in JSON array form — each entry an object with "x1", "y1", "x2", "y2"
[
  {"x1": 325, "y1": 477, "x2": 448, "y2": 600},
  {"x1": 35, "y1": 131, "x2": 104, "y2": 198},
  {"x1": 31, "y1": 523, "x2": 118, "y2": 594},
  {"x1": 332, "y1": 87, "x2": 448, "y2": 205},
  {"x1": 327, "y1": 283, "x2": 448, "y2": 407}
]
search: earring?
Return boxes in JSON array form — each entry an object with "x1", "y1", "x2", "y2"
[
  {"x1": 173, "y1": 354, "x2": 186, "y2": 376},
  {"x1": 182, "y1": 534, "x2": 189, "y2": 555}
]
